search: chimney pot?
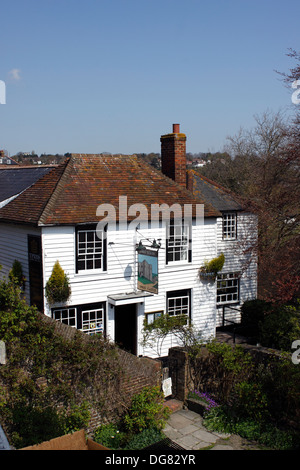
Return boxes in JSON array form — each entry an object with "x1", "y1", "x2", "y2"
[{"x1": 173, "y1": 123, "x2": 180, "y2": 133}]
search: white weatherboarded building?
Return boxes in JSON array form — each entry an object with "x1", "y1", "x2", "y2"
[{"x1": 0, "y1": 125, "x2": 257, "y2": 358}]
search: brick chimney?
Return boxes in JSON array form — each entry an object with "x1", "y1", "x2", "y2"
[{"x1": 161, "y1": 124, "x2": 187, "y2": 187}]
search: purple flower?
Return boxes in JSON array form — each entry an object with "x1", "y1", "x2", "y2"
[{"x1": 189, "y1": 390, "x2": 219, "y2": 409}]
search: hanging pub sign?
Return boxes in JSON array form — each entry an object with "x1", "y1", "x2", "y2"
[{"x1": 137, "y1": 246, "x2": 158, "y2": 294}]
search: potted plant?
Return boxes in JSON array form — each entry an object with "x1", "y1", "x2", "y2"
[
  {"x1": 198, "y1": 253, "x2": 225, "y2": 282},
  {"x1": 45, "y1": 260, "x2": 71, "y2": 305}
]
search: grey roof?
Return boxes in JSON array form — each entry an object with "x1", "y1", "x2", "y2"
[
  {"x1": 191, "y1": 172, "x2": 243, "y2": 212},
  {"x1": 0, "y1": 166, "x2": 54, "y2": 203}
]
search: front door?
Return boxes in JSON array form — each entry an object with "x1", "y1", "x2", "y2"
[{"x1": 114, "y1": 304, "x2": 137, "y2": 355}]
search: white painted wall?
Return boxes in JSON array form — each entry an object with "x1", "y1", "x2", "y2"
[
  {"x1": 41, "y1": 218, "x2": 219, "y2": 357},
  {"x1": 0, "y1": 211, "x2": 257, "y2": 359},
  {"x1": 215, "y1": 212, "x2": 258, "y2": 327},
  {"x1": 0, "y1": 223, "x2": 41, "y2": 303}
]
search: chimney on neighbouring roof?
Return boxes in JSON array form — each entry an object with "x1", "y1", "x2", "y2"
[{"x1": 160, "y1": 123, "x2": 187, "y2": 187}]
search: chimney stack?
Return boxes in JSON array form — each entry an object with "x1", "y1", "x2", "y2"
[{"x1": 160, "y1": 124, "x2": 187, "y2": 187}]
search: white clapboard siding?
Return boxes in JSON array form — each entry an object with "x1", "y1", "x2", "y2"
[
  {"x1": 42, "y1": 219, "x2": 220, "y2": 357},
  {"x1": 0, "y1": 223, "x2": 41, "y2": 303},
  {"x1": 215, "y1": 213, "x2": 258, "y2": 327}
]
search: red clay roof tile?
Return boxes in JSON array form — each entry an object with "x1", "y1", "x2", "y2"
[{"x1": 0, "y1": 154, "x2": 221, "y2": 225}]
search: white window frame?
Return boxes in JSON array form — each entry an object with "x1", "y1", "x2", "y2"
[
  {"x1": 222, "y1": 212, "x2": 237, "y2": 240},
  {"x1": 167, "y1": 220, "x2": 190, "y2": 264},
  {"x1": 77, "y1": 228, "x2": 103, "y2": 272},
  {"x1": 217, "y1": 272, "x2": 240, "y2": 305},
  {"x1": 167, "y1": 293, "x2": 190, "y2": 317},
  {"x1": 81, "y1": 308, "x2": 104, "y2": 335},
  {"x1": 52, "y1": 307, "x2": 77, "y2": 328}
]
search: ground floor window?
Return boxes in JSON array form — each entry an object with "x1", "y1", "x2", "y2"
[
  {"x1": 217, "y1": 272, "x2": 240, "y2": 304},
  {"x1": 52, "y1": 302, "x2": 105, "y2": 336},
  {"x1": 52, "y1": 307, "x2": 77, "y2": 327},
  {"x1": 146, "y1": 311, "x2": 163, "y2": 325},
  {"x1": 166, "y1": 289, "x2": 191, "y2": 319},
  {"x1": 82, "y1": 307, "x2": 104, "y2": 335}
]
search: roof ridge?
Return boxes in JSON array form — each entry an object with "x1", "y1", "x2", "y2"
[{"x1": 38, "y1": 158, "x2": 72, "y2": 225}]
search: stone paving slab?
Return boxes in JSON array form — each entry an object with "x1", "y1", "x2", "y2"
[{"x1": 164, "y1": 407, "x2": 258, "y2": 451}]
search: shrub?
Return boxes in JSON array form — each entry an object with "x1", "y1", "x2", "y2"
[
  {"x1": 124, "y1": 427, "x2": 164, "y2": 450},
  {"x1": 0, "y1": 276, "x2": 38, "y2": 342},
  {"x1": 258, "y1": 303, "x2": 300, "y2": 351},
  {"x1": 93, "y1": 423, "x2": 126, "y2": 450},
  {"x1": 45, "y1": 260, "x2": 71, "y2": 304},
  {"x1": 122, "y1": 386, "x2": 170, "y2": 434},
  {"x1": 241, "y1": 299, "x2": 272, "y2": 338},
  {"x1": 232, "y1": 381, "x2": 269, "y2": 422},
  {"x1": 9, "y1": 260, "x2": 25, "y2": 289}
]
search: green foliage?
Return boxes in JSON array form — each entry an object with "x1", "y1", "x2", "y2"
[
  {"x1": 258, "y1": 303, "x2": 300, "y2": 351},
  {"x1": 0, "y1": 275, "x2": 38, "y2": 342},
  {"x1": 199, "y1": 253, "x2": 225, "y2": 280},
  {"x1": 241, "y1": 299, "x2": 272, "y2": 338},
  {"x1": 124, "y1": 427, "x2": 164, "y2": 450},
  {"x1": 122, "y1": 386, "x2": 170, "y2": 434},
  {"x1": 9, "y1": 400, "x2": 90, "y2": 449},
  {"x1": 60, "y1": 400, "x2": 90, "y2": 435},
  {"x1": 233, "y1": 381, "x2": 269, "y2": 422},
  {"x1": 203, "y1": 405, "x2": 299, "y2": 450},
  {"x1": 10, "y1": 403, "x2": 64, "y2": 449},
  {"x1": 9, "y1": 260, "x2": 25, "y2": 289},
  {"x1": 204, "y1": 252, "x2": 225, "y2": 274},
  {"x1": 0, "y1": 273, "x2": 125, "y2": 448},
  {"x1": 206, "y1": 340, "x2": 253, "y2": 374},
  {"x1": 93, "y1": 423, "x2": 127, "y2": 450},
  {"x1": 202, "y1": 339, "x2": 300, "y2": 449},
  {"x1": 45, "y1": 260, "x2": 71, "y2": 304}
]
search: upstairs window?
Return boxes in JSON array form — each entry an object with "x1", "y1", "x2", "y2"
[
  {"x1": 222, "y1": 212, "x2": 237, "y2": 240},
  {"x1": 76, "y1": 225, "x2": 107, "y2": 272},
  {"x1": 166, "y1": 220, "x2": 191, "y2": 264}
]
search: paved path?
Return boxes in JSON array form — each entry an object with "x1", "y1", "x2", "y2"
[{"x1": 163, "y1": 406, "x2": 259, "y2": 451}]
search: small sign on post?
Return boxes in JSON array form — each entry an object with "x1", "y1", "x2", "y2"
[
  {"x1": 0, "y1": 341, "x2": 6, "y2": 365},
  {"x1": 162, "y1": 377, "x2": 172, "y2": 397}
]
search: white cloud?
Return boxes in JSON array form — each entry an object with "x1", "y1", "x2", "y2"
[{"x1": 9, "y1": 69, "x2": 21, "y2": 81}]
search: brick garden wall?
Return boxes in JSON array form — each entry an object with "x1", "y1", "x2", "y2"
[
  {"x1": 41, "y1": 315, "x2": 162, "y2": 432},
  {"x1": 168, "y1": 343, "x2": 284, "y2": 402}
]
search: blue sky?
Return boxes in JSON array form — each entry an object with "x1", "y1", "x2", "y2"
[{"x1": 1, "y1": 0, "x2": 299, "y2": 156}]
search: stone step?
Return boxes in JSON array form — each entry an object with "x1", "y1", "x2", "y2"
[{"x1": 163, "y1": 399, "x2": 184, "y2": 414}]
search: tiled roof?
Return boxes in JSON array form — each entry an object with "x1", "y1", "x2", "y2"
[
  {"x1": 0, "y1": 163, "x2": 67, "y2": 224},
  {"x1": 0, "y1": 166, "x2": 55, "y2": 202},
  {"x1": 0, "y1": 155, "x2": 220, "y2": 226},
  {"x1": 188, "y1": 170, "x2": 243, "y2": 212}
]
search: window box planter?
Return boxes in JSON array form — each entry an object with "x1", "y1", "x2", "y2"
[{"x1": 198, "y1": 271, "x2": 217, "y2": 282}]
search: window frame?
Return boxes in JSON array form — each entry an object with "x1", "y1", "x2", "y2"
[
  {"x1": 216, "y1": 272, "x2": 240, "y2": 305},
  {"x1": 166, "y1": 289, "x2": 191, "y2": 321},
  {"x1": 145, "y1": 311, "x2": 163, "y2": 325},
  {"x1": 75, "y1": 224, "x2": 107, "y2": 273},
  {"x1": 222, "y1": 212, "x2": 237, "y2": 240},
  {"x1": 81, "y1": 307, "x2": 105, "y2": 335},
  {"x1": 52, "y1": 307, "x2": 77, "y2": 328},
  {"x1": 52, "y1": 302, "x2": 106, "y2": 336},
  {"x1": 166, "y1": 220, "x2": 192, "y2": 265}
]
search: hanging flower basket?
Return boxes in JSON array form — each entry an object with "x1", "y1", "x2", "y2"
[
  {"x1": 198, "y1": 271, "x2": 217, "y2": 282},
  {"x1": 198, "y1": 253, "x2": 225, "y2": 283}
]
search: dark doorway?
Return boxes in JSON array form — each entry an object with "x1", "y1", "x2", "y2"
[{"x1": 115, "y1": 304, "x2": 137, "y2": 355}]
